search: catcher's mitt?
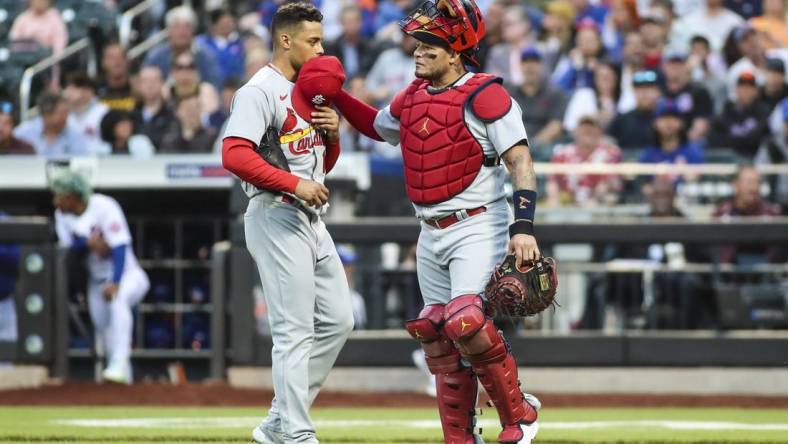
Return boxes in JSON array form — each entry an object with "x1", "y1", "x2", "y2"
[
  {"x1": 256, "y1": 126, "x2": 290, "y2": 172},
  {"x1": 484, "y1": 255, "x2": 558, "y2": 317}
]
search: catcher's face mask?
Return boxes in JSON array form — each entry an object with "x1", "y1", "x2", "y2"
[{"x1": 400, "y1": 0, "x2": 486, "y2": 66}]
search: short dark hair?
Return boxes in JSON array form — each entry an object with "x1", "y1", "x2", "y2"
[
  {"x1": 271, "y1": 2, "x2": 323, "y2": 38},
  {"x1": 65, "y1": 72, "x2": 96, "y2": 90},
  {"x1": 37, "y1": 92, "x2": 65, "y2": 115},
  {"x1": 209, "y1": 8, "x2": 233, "y2": 25},
  {"x1": 100, "y1": 110, "x2": 135, "y2": 143}
]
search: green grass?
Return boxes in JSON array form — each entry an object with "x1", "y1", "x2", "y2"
[{"x1": 0, "y1": 406, "x2": 786, "y2": 443}]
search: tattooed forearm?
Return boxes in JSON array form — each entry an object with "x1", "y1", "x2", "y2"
[{"x1": 503, "y1": 145, "x2": 537, "y2": 191}]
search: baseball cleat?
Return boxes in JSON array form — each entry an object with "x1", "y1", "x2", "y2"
[
  {"x1": 101, "y1": 361, "x2": 131, "y2": 385},
  {"x1": 498, "y1": 393, "x2": 541, "y2": 444},
  {"x1": 251, "y1": 425, "x2": 284, "y2": 444}
]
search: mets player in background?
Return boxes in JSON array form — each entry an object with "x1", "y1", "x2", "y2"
[
  {"x1": 335, "y1": 0, "x2": 542, "y2": 442},
  {"x1": 220, "y1": 3, "x2": 353, "y2": 444},
  {"x1": 51, "y1": 170, "x2": 149, "y2": 384}
]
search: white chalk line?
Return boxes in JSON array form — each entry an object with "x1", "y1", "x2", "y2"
[{"x1": 52, "y1": 417, "x2": 788, "y2": 431}]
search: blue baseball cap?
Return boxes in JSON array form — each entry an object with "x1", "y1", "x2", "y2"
[
  {"x1": 655, "y1": 99, "x2": 682, "y2": 118},
  {"x1": 520, "y1": 46, "x2": 543, "y2": 62},
  {"x1": 663, "y1": 47, "x2": 687, "y2": 62},
  {"x1": 633, "y1": 70, "x2": 659, "y2": 87}
]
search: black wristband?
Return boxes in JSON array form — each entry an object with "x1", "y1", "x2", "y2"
[{"x1": 509, "y1": 219, "x2": 534, "y2": 237}]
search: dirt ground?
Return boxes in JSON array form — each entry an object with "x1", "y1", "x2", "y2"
[{"x1": 2, "y1": 382, "x2": 788, "y2": 408}]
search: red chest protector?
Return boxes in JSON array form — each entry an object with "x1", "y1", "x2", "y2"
[{"x1": 392, "y1": 73, "x2": 511, "y2": 205}]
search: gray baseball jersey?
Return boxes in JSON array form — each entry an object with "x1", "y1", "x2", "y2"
[
  {"x1": 373, "y1": 72, "x2": 528, "y2": 220},
  {"x1": 223, "y1": 64, "x2": 329, "y2": 215},
  {"x1": 223, "y1": 64, "x2": 354, "y2": 443}
]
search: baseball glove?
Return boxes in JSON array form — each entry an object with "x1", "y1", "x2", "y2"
[
  {"x1": 484, "y1": 255, "x2": 558, "y2": 317},
  {"x1": 256, "y1": 126, "x2": 290, "y2": 172}
]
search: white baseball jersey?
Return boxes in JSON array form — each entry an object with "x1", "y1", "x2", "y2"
[
  {"x1": 55, "y1": 193, "x2": 142, "y2": 282},
  {"x1": 373, "y1": 72, "x2": 528, "y2": 220},
  {"x1": 223, "y1": 64, "x2": 328, "y2": 214}
]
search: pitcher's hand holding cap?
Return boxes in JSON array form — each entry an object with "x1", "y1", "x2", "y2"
[{"x1": 292, "y1": 55, "x2": 346, "y2": 122}]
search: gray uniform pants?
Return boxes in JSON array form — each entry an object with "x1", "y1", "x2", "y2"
[{"x1": 245, "y1": 194, "x2": 354, "y2": 443}]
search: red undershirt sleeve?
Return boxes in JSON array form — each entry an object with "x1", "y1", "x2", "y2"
[
  {"x1": 221, "y1": 136, "x2": 300, "y2": 194},
  {"x1": 324, "y1": 139, "x2": 340, "y2": 173},
  {"x1": 334, "y1": 90, "x2": 384, "y2": 142}
]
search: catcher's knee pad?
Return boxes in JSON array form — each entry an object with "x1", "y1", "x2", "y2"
[
  {"x1": 444, "y1": 295, "x2": 508, "y2": 361},
  {"x1": 405, "y1": 304, "x2": 461, "y2": 374}
]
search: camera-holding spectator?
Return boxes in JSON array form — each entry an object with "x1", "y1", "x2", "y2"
[
  {"x1": 675, "y1": 0, "x2": 744, "y2": 52},
  {"x1": 687, "y1": 35, "x2": 728, "y2": 112},
  {"x1": 97, "y1": 43, "x2": 136, "y2": 112},
  {"x1": 713, "y1": 166, "x2": 780, "y2": 264},
  {"x1": 196, "y1": 9, "x2": 245, "y2": 85},
  {"x1": 564, "y1": 59, "x2": 621, "y2": 131},
  {"x1": 98, "y1": 110, "x2": 155, "y2": 157},
  {"x1": 143, "y1": 6, "x2": 222, "y2": 90},
  {"x1": 132, "y1": 66, "x2": 176, "y2": 150},
  {"x1": 547, "y1": 115, "x2": 623, "y2": 207},
  {"x1": 14, "y1": 93, "x2": 88, "y2": 157},
  {"x1": 9, "y1": 0, "x2": 68, "y2": 89},
  {"x1": 63, "y1": 73, "x2": 109, "y2": 153},
  {"x1": 509, "y1": 47, "x2": 568, "y2": 153},
  {"x1": 710, "y1": 71, "x2": 771, "y2": 159},
  {"x1": 616, "y1": 32, "x2": 646, "y2": 113},
  {"x1": 608, "y1": 70, "x2": 661, "y2": 151},
  {"x1": 160, "y1": 94, "x2": 218, "y2": 154},
  {"x1": 661, "y1": 48, "x2": 714, "y2": 142},
  {"x1": 167, "y1": 51, "x2": 220, "y2": 122},
  {"x1": 749, "y1": 0, "x2": 788, "y2": 49},
  {"x1": 324, "y1": 4, "x2": 378, "y2": 79},
  {"x1": 553, "y1": 19, "x2": 605, "y2": 92},
  {"x1": 486, "y1": 5, "x2": 535, "y2": 87},
  {"x1": 365, "y1": 34, "x2": 417, "y2": 107},
  {"x1": 761, "y1": 58, "x2": 788, "y2": 111},
  {"x1": 639, "y1": 98, "x2": 704, "y2": 169},
  {"x1": 0, "y1": 103, "x2": 35, "y2": 155}
]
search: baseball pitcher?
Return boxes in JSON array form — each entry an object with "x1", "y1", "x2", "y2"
[
  {"x1": 334, "y1": 0, "x2": 542, "y2": 442},
  {"x1": 220, "y1": 3, "x2": 353, "y2": 444}
]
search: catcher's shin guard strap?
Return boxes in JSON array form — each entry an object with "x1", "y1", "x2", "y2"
[
  {"x1": 436, "y1": 366, "x2": 480, "y2": 444},
  {"x1": 444, "y1": 294, "x2": 487, "y2": 341},
  {"x1": 406, "y1": 304, "x2": 462, "y2": 374}
]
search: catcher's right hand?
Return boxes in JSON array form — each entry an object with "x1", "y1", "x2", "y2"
[{"x1": 485, "y1": 255, "x2": 558, "y2": 318}]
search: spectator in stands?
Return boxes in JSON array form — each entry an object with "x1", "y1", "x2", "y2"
[
  {"x1": 760, "y1": 98, "x2": 788, "y2": 207},
  {"x1": 547, "y1": 115, "x2": 623, "y2": 206},
  {"x1": 639, "y1": 12, "x2": 669, "y2": 69},
  {"x1": 674, "y1": 0, "x2": 744, "y2": 52},
  {"x1": 244, "y1": 47, "x2": 271, "y2": 81},
  {"x1": 661, "y1": 48, "x2": 714, "y2": 142},
  {"x1": 97, "y1": 43, "x2": 136, "y2": 112},
  {"x1": 710, "y1": 71, "x2": 772, "y2": 159},
  {"x1": 617, "y1": 32, "x2": 646, "y2": 113},
  {"x1": 133, "y1": 66, "x2": 176, "y2": 150},
  {"x1": 167, "y1": 51, "x2": 220, "y2": 123},
  {"x1": 63, "y1": 72, "x2": 108, "y2": 154},
  {"x1": 761, "y1": 58, "x2": 788, "y2": 111},
  {"x1": 0, "y1": 215, "x2": 21, "y2": 357},
  {"x1": 143, "y1": 6, "x2": 222, "y2": 90},
  {"x1": 564, "y1": 59, "x2": 621, "y2": 131},
  {"x1": 9, "y1": 0, "x2": 68, "y2": 89},
  {"x1": 509, "y1": 47, "x2": 568, "y2": 156},
  {"x1": 608, "y1": 70, "x2": 661, "y2": 151},
  {"x1": 0, "y1": 103, "x2": 35, "y2": 155},
  {"x1": 749, "y1": 0, "x2": 788, "y2": 49},
  {"x1": 687, "y1": 35, "x2": 728, "y2": 112},
  {"x1": 475, "y1": 0, "x2": 504, "y2": 72},
  {"x1": 570, "y1": 0, "x2": 609, "y2": 27},
  {"x1": 160, "y1": 94, "x2": 218, "y2": 154},
  {"x1": 209, "y1": 78, "x2": 242, "y2": 130},
  {"x1": 537, "y1": 0, "x2": 575, "y2": 73},
  {"x1": 553, "y1": 19, "x2": 605, "y2": 91},
  {"x1": 324, "y1": 4, "x2": 378, "y2": 79},
  {"x1": 14, "y1": 92, "x2": 88, "y2": 157},
  {"x1": 486, "y1": 5, "x2": 534, "y2": 87},
  {"x1": 196, "y1": 9, "x2": 245, "y2": 84},
  {"x1": 726, "y1": 25, "x2": 769, "y2": 99},
  {"x1": 98, "y1": 110, "x2": 155, "y2": 157},
  {"x1": 639, "y1": 98, "x2": 704, "y2": 167},
  {"x1": 725, "y1": 0, "x2": 761, "y2": 20},
  {"x1": 601, "y1": 0, "x2": 639, "y2": 64},
  {"x1": 365, "y1": 34, "x2": 417, "y2": 107},
  {"x1": 713, "y1": 166, "x2": 781, "y2": 263}
]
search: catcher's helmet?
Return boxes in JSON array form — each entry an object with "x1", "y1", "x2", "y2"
[{"x1": 400, "y1": 0, "x2": 486, "y2": 65}]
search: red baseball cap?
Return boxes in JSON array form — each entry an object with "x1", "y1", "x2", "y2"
[{"x1": 292, "y1": 56, "x2": 346, "y2": 122}]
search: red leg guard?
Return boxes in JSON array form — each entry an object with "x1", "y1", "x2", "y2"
[
  {"x1": 444, "y1": 296, "x2": 537, "y2": 441},
  {"x1": 406, "y1": 305, "x2": 479, "y2": 444}
]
